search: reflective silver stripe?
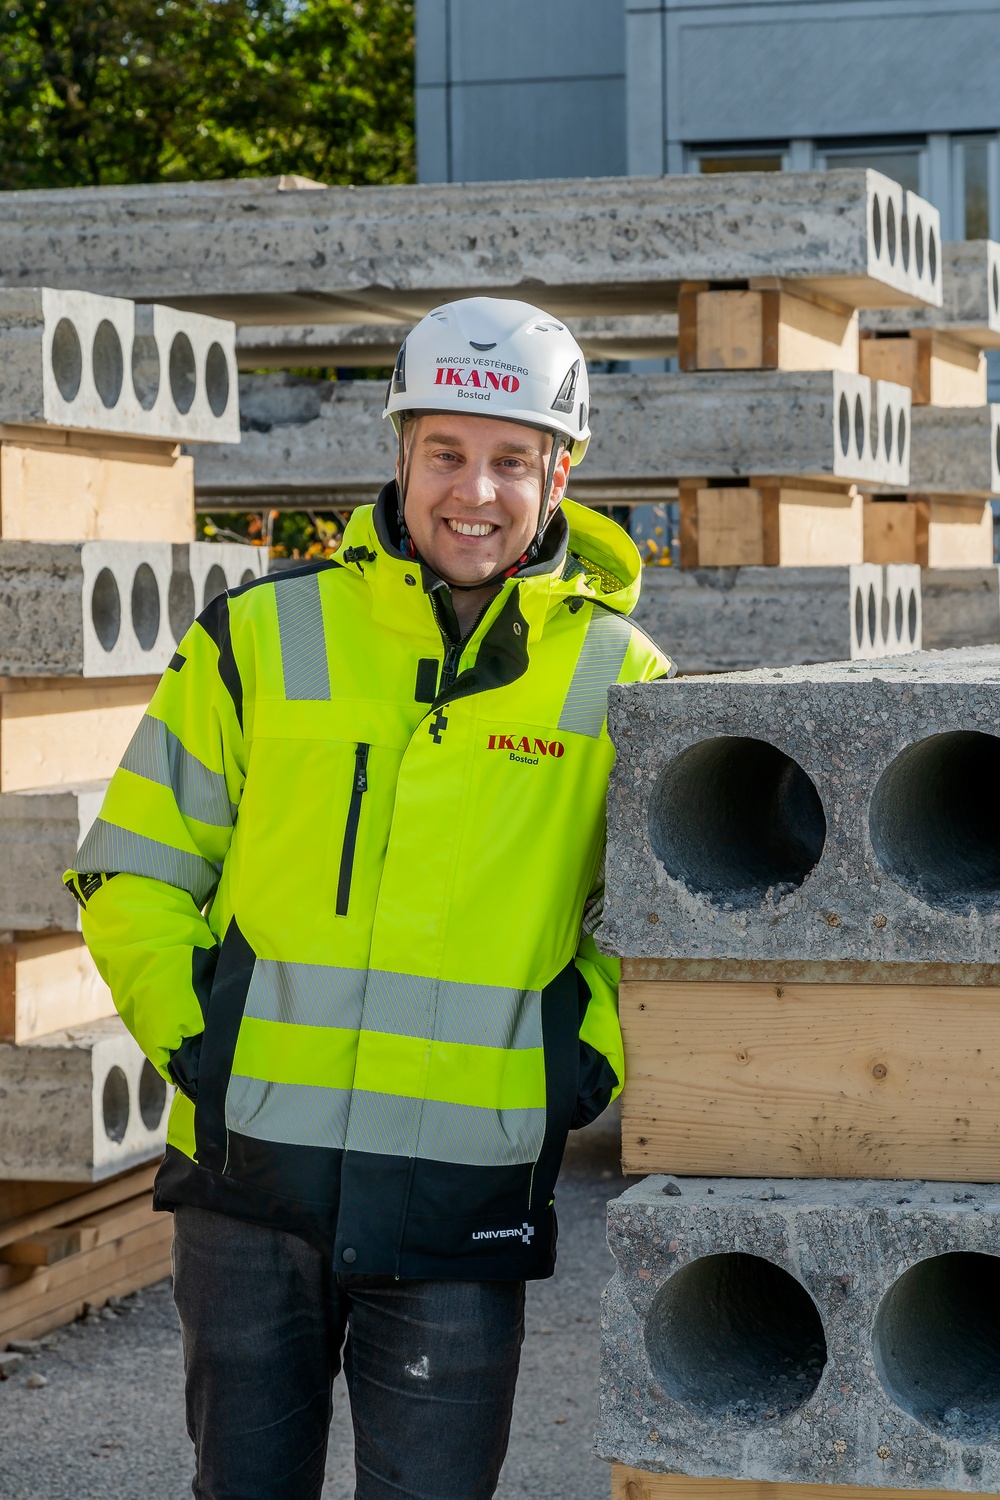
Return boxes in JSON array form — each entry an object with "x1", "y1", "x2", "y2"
[
  {"x1": 582, "y1": 850, "x2": 605, "y2": 937},
  {"x1": 275, "y1": 573, "x2": 330, "y2": 700},
  {"x1": 345, "y1": 1091, "x2": 545, "y2": 1167},
  {"x1": 243, "y1": 959, "x2": 367, "y2": 1030},
  {"x1": 557, "y1": 606, "x2": 632, "y2": 738},
  {"x1": 226, "y1": 1075, "x2": 350, "y2": 1149},
  {"x1": 120, "y1": 715, "x2": 235, "y2": 827},
  {"x1": 362, "y1": 971, "x2": 542, "y2": 1050},
  {"x1": 238, "y1": 962, "x2": 542, "y2": 1051},
  {"x1": 75, "y1": 818, "x2": 220, "y2": 905}
]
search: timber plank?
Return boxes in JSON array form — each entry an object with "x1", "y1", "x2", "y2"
[
  {"x1": 620, "y1": 980, "x2": 1000, "y2": 1180},
  {"x1": 0, "y1": 679, "x2": 152, "y2": 793},
  {"x1": 0, "y1": 437, "x2": 193, "y2": 542},
  {"x1": 612, "y1": 1469, "x2": 974, "y2": 1500},
  {"x1": 0, "y1": 1163, "x2": 158, "y2": 1245},
  {"x1": 0, "y1": 933, "x2": 116, "y2": 1044}
]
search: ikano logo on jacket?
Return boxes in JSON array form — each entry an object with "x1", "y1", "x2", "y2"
[{"x1": 487, "y1": 734, "x2": 565, "y2": 766}]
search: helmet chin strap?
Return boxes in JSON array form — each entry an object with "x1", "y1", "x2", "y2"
[{"x1": 396, "y1": 420, "x2": 565, "y2": 593}]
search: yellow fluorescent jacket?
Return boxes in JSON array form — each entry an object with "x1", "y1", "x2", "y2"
[{"x1": 67, "y1": 489, "x2": 671, "y2": 1279}]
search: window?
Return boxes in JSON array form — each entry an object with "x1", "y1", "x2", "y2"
[
  {"x1": 955, "y1": 137, "x2": 991, "y2": 239},
  {"x1": 697, "y1": 154, "x2": 783, "y2": 175},
  {"x1": 820, "y1": 148, "x2": 923, "y2": 195}
]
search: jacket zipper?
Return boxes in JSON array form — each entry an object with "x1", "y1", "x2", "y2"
[
  {"x1": 436, "y1": 596, "x2": 497, "y2": 693},
  {"x1": 336, "y1": 742, "x2": 370, "y2": 916}
]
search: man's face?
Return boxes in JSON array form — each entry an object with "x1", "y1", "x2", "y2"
[{"x1": 399, "y1": 415, "x2": 572, "y2": 586}]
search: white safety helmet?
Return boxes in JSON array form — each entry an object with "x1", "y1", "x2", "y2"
[{"x1": 383, "y1": 296, "x2": 591, "y2": 464}]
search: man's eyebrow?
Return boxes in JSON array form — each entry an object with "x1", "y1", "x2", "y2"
[{"x1": 420, "y1": 431, "x2": 541, "y2": 457}]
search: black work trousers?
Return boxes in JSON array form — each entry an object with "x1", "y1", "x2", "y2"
[{"x1": 172, "y1": 1205, "x2": 526, "y2": 1500}]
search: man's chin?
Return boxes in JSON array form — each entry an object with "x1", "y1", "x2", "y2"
[{"x1": 422, "y1": 547, "x2": 507, "y2": 589}]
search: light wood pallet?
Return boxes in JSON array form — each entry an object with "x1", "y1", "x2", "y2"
[
  {"x1": 0, "y1": 1162, "x2": 170, "y2": 1345},
  {"x1": 612, "y1": 1471, "x2": 968, "y2": 1500}
]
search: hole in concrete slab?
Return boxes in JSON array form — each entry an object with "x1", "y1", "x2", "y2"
[
  {"x1": 131, "y1": 562, "x2": 161, "y2": 651},
  {"x1": 650, "y1": 737, "x2": 826, "y2": 906},
  {"x1": 855, "y1": 587, "x2": 864, "y2": 649},
  {"x1": 868, "y1": 583, "x2": 877, "y2": 645},
  {"x1": 91, "y1": 567, "x2": 121, "y2": 652},
  {"x1": 993, "y1": 264, "x2": 999, "y2": 314},
  {"x1": 102, "y1": 1066, "x2": 130, "y2": 1144},
  {"x1": 131, "y1": 333, "x2": 160, "y2": 411},
  {"x1": 915, "y1": 216, "x2": 924, "y2": 279},
  {"x1": 854, "y1": 393, "x2": 865, "y2": 458},
  {"x1": 901, "y1": 209, "x2": 911, "y2": 272},
  {"x1": 881, "y1": 590, "x2": 890, "y2": 644},
  {"x1": 929, "y1": 226, "x2": 938, "y2": 285},
  {"x1": 51, "y1": 317, "x2": 83, "y2": 402},
  {"x1": 839, "y1": 393, "x2": 850, "y2": 456},
  {"x1": 139, "y1": 1059, "x2": 167, "y2": 1130},
  {"x1": 168, "y1": 568, "x2": 196, "y2": 643},
  {"x1": 872, "y1": 194, "x2": 882, "y2": 259},
  {"x1": 897, "y1": 408, "x2": 907, "y2": 465},
  {"x1": 894, "y1": 587, "x2": 904, "y2": 642},
  {"x1": 995, "y1": 423, "x2": 999, "y2": 481},
  {"x1": 887, "y1": 199, "x2": 897, "y2": 265},
  {"x1": 884, "y1": 406, "x2": 893, "y2": 463},
  {"x1": 908, "y1": 588, "x2": 918, "y2": 643},
  {"x1": 873, "y1": 1252, "x2": 1000, "y2": 1441},
  {"x1": 93, "y1": 320, "x2": 124, "y2": 409},
  {"x1": 203, "y1": 563, "x2": 228, "y2": 609},
  {"x1": 871, "y1": 404, "x2": 879, "y2": 460},
  {"x1": 169, "y1": 332, "x2": 197, "y2": 414},
  {"x1": 205, "y1": 342, "x2": 230, "y2": 417},
  {"x1": 870, "y1": 731, "x2": 1000, "y2": 911},
  {"x1": 240, "y1": 567, "x2": 255, "y2": 587},
  {"x1": 646, "y1": 1252, "x2": 827, "y2": 1425}
]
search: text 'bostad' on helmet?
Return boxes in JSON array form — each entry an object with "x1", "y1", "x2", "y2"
[{"x1": 383, "y1": 297, "x2": 591, "y2": 464}]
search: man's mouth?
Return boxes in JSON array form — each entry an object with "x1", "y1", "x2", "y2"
[{"x1": 446, "y1": 519, "x2": 499, "y2": 537}]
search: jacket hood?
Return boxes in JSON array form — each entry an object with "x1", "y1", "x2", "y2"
[{"x1": 340, "y1": 490, "x2": 643, "y2": 620}]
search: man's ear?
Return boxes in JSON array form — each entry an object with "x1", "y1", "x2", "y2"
[{"x1": 547, "y1": 446, "x2": 573, "y2": 518}]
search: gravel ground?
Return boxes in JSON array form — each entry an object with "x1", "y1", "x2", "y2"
[{"x1": 0, "y1": 1109, "x2": 629, "y2": 1499}]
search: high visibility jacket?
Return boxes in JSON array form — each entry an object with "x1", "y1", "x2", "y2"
[{"x1": 67, "y1": 486, "x2": 670, "y2": 1280}]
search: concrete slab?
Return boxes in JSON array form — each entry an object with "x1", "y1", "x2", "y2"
[
  {"x1": 601, "y1": 646, "x2": 1000, "y2": 965},
  {"x1": 634, "y1": 564, "x2": 921, "y2": 674},
  {"x1": 862, "y1": 240, "x2": 1000, "y2": 347},
  {"x1": 600, "y1": 1175, "x2": 1000, "y2": 1490},
  {"x1": 193, "y1": 371, "x2": 912, "y2": 509},
  {"x1": 0, "y1": 1015, "x2": 170, "y2": 1180},
  {"x1": 235, "y1": 314, "x2": 680, "y2": 370},
  {"x1": 0, "y1": 171, "x2": 941, "y2": 322},
  {"x1": 0, "y1": 540, "x2": 265, "y2": 678},
  {"x1": 921, "y1": 567, "x2": 1000, "y2": 648},
  {"x1": 908, "y1": 404, "x2": 1000, "y2": 496},
  {"x1": 0, "y1": 781, "x2": 104, "y2": 931},
  {"x1": 0, "y1": 290, "x2": 239, "y2": 443}
]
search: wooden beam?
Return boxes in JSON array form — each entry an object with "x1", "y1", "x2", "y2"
[
  {"x1": 859, "y1": 331, "x2": 986, "y2": 406},
  {"x1": 0, "y1": 679, "x2": 153, "y2": 793},
  {"x1": 679, "y1": 287, "x2": 857, "y2": 373},
  {"x1": 0, "y1": 933, "x2": 116, "y2": 1045},
  {"x1": 612, "y1": 1469, "x2": 973, "y2": 1500},
  {"x1": 0, "y1": 1163, "x2": 158, "y2": 1245},
  {"x1": 620, "y1": 978, "x2": 1000, "y2": 1180},
  {"x1": 679, "y1": 482, "x2": 861, "y2": 568}
]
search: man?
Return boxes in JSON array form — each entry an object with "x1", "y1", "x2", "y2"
[{"x1": 66, "y1": 297, "x2": 671, "y2": 1500}]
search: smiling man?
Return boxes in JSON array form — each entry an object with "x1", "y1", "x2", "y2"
[{"x1": 65, "y1": 298, "x2": 671, "y2": 1500}]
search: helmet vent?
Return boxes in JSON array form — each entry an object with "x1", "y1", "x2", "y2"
[
  {"x1": 551, "y1": 359, "x2": 580, "y2": 414},
  {"x1": 391, "y1": 341, "x2": 406, "y2": 394},
  {"x1": 469, "y1": 340, "x2": 497, "y2": 351},
  {"x1": 579, "y1": 400, "x2": 588, "y2": 432},
  {"x1": 527, "y1": 319, "x2": 565, "y2": 335}
]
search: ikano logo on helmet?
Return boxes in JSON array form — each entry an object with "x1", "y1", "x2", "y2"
[
  {"x1": 488, "y1": 733, "x2": 565, "y2": 767},
  {"x1": 434, "y1": 367, "x2": 521, "y2": 393}
]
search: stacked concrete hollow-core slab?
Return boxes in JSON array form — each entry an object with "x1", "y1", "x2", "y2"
[{"x1": 0, "y1": 170, "x2": 942, "y2": 321}]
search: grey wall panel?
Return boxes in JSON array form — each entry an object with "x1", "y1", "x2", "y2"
[
  {"x1": 416, "y1": 83, "x2": 451, "y2": 183},
  {"x1": 449, "y1": 79, "x2": 627, "y2": 182},
  {"x1": 447, "y1": 0, "x2": 626, "y2": 81},
  {"x1": 670, "y1": 4, "x2": 1000, "y2": 144},
  {"x1": 415, "y1": 0, "x2": 449, "y2": 85}
]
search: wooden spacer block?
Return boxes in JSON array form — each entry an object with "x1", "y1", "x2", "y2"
[
  {"x1": 611, "y1": 1470, "x2": 974, "y2": 1500},
  {"x1": 619, "y1": 974, "x2": 1000, "y2": 1181},
  {"x1": 0, "y1": 430, "x2": 194, "y2": 543},
  {"x1": 0, "y1": 676, "x2": 154, "y2": 793},
  {"x1": 678, "y1": 285, "x2": 858, "y2": 373},
  {"x1": 0, "y1": 933, "x2": 116, "y2": 1044},
  {"x1": 679, "y1": 481, "x2": 861, "y2": 567},
  {"x1": 863, "y1": 495, "x2": 992, "y2": 567},
  {"x1": 859, "y1": 331, "x2": 986, "y2": 407}
]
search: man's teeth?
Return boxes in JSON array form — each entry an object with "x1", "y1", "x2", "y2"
[{"x1": 447, "y1": 520, "x2": 496, "y2": 537}]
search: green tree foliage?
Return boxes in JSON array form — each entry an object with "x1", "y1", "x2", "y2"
[{"x1": 0, "y1": 0, "x2": 414, "y2": 190}]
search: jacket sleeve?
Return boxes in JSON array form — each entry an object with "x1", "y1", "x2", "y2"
[
  {"x1": 570, "y1": 857, "x2": 624, "y2": 1129},
  {"x1": 64, "y1": 596, "x2": 245, "y2": 1098}
]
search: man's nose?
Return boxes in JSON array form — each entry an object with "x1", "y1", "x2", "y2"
[{"x1": 451, "y1": 461, "x2": 495, "y2": 505}]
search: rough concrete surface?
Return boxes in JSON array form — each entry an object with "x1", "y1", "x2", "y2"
[
  {"x1": 0, "y1": 170, "x2": 939, "y2": 322},
  {"x1": 602, "y1": 645, "x2": 1000, "y2": 965},
  {"x1": 195, "y1": 370, "x2": 910, "y2": 511},
  {"x1": 0, "y1": 1016, "x2": 170, "y2": 1181},
  {"x1": 0, "y1": 540, "x2": 265, "y2": 677},
  {"x1": 234, "y1": 313, "x2": 680, "y2": 370},
  {"x1": 921, "y1": 567, "x2": 1000, "y2": 648},
  {"x1": 600, "y1": 1175, "x2": 1000, "y2": 1490},
  {"x1": 0, "y1": 780, "x2": 103, "y2": 931},
  {"x1": 0, "y1": 1110, "x2": 627, "y2": 1500},
  {"x1": 862, "y1": 240, "x2": 1000, "y2": 345},
  {"x1": 0, "y1": 288, "x2": 239, "y2": 443},
  {"x1": 908, "y1": 404, "x2": 1000, "y2": 496}
]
